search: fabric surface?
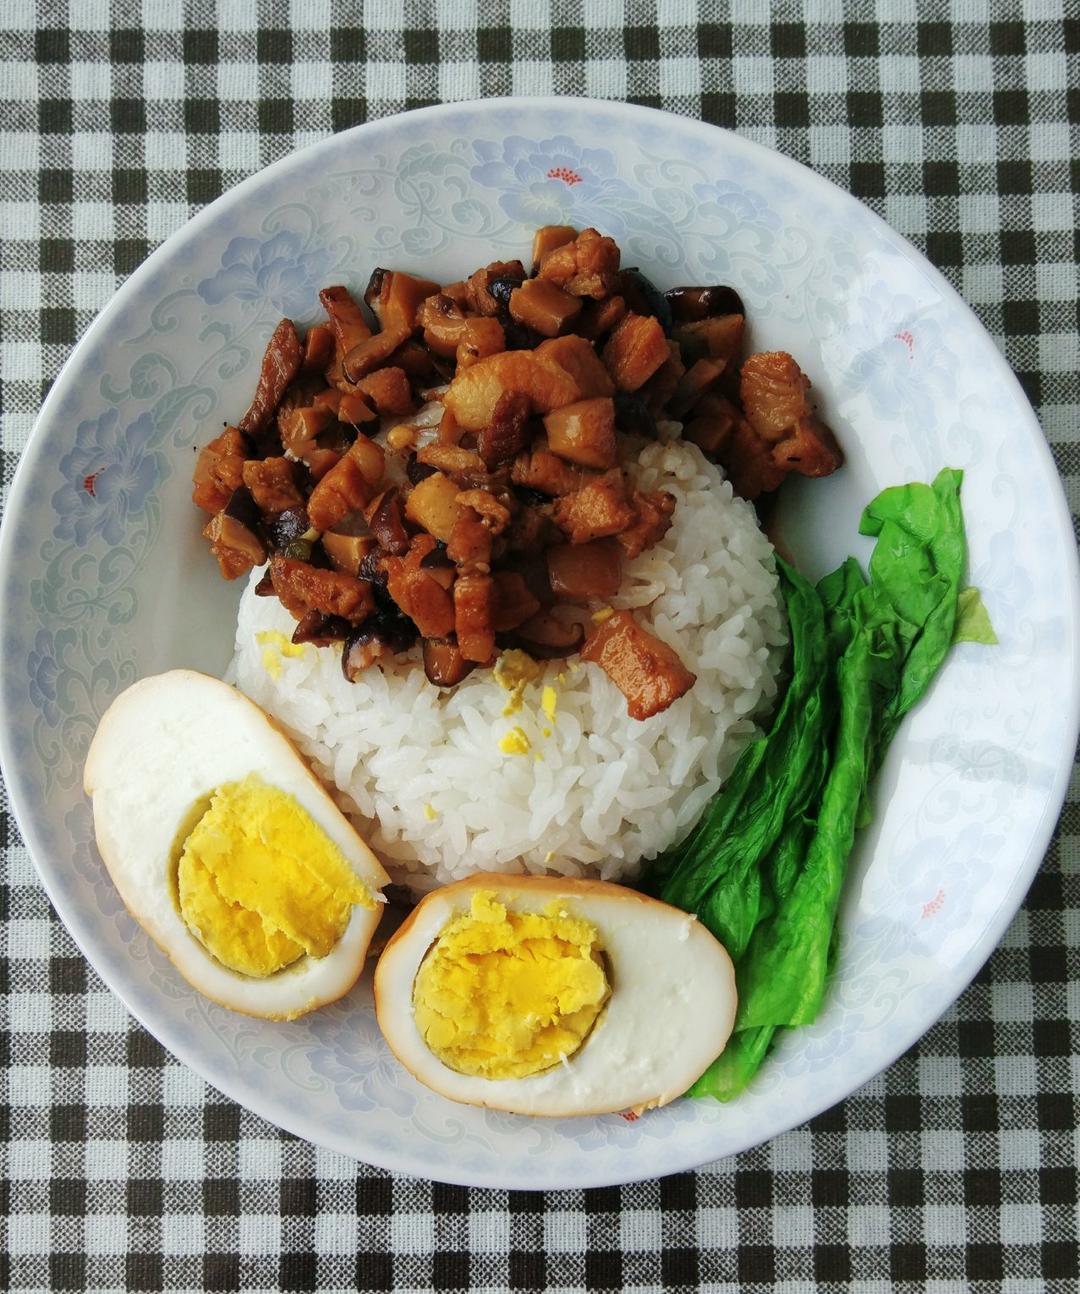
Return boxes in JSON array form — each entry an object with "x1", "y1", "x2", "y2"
[{"x1": 2, "y1": 1, "x2": 1078, "y2": 1291}]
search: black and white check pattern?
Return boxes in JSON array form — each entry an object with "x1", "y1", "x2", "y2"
[{"x1": 2, "y1": 2, "x2": 1078, "y2": 1290}]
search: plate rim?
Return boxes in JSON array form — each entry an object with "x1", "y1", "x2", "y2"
[{"x1": 2, "y1": 96, "x2": 1078, "y2": 1189}]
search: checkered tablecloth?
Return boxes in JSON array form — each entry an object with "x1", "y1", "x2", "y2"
[{"x1": 2, "y1": 2, "x2": 1078, "y2": 1290}]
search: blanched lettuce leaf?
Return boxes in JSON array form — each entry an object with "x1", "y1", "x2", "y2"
[
  {"x1": 737, "y1": 598, "x2": 891, "y2": 1030},
  {"x1": 859, "y1": 467, "x2": 966, "y2": 745},
  {"x1": 646, "y1": 467, "x2": 992, "y2": 1101},
  {"x1": 688, "y1": 1025, "x2": 775, "y2": 1102}
]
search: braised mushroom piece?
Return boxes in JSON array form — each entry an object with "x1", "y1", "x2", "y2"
[{"x1": 192, "y1": 224, "x2": 843, "y2": 719}]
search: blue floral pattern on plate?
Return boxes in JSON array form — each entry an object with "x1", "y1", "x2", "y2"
[
  {"x1": 471, "y1": 134, "x2": 637, "y2": 232},
  {"x1": 52, "y1": 409, "x2": 170, "y2": 548},
  {"x1": 1, "y1": 99, "x2": 1076, "y2": 1189},
  {"x1": 27, "y1": 627, "x2": 66, "y2": 727},
  {"x1": 197, "y1": 230, "x2": 338, "y2": 315}
]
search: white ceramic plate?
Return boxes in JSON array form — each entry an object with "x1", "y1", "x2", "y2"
[{"x1": 1, "y1": 99, "x2": 1077, "y2": 1189}]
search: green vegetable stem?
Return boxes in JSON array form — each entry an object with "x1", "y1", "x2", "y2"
[{"x1": 645, "y1": 468, "x2": 995, "y2": 1101}]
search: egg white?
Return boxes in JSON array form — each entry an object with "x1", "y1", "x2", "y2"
[
  {"x1": 374, "y1": 873, "x2": 737, "y2": 1117},
  {"x1": 84, "y1": 669, "x2": 390, "y2": 1020}
]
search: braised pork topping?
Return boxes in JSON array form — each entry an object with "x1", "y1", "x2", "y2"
[{"x1": 193, "y1": 227, "x2": 842, "y2": 717}]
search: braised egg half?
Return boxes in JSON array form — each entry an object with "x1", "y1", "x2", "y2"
[
  {"x1": 374, "y1": 874, "x2": 737, "y2": 1116},
  {"x1": 84, "y1": 670, "x2": 389, "y2": 1020}
]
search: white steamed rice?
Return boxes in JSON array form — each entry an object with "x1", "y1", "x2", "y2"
[{"x1": 231, "y1": 438, "x2": 787, "y2": 894}]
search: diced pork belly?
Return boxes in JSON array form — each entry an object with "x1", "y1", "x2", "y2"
[
  {"x1": 453, "y1": 571, "x2": 496, "y2": 662},
  {"x1": 543, "y1": 397, "x2": 617, "y2": 470},
  {"x1": 277, "y1": 405, "x2": 340, "y2": 480},
  {"x1": 202, "y1": 510, "x2": 266, "y2": 580},
  {"x1": 356, "y1": 366, "x2": 414, "y2": 416},
  {"x1": 413, "y1": 444, "x2": 484, "y2": 477},
  {"x1": 381, "y1": 535, "x2": 456, "y2": 639},
  {"x1": 385, "y1": 565, "x2": 456, "y2": 639},
  {"x1": 534, "y1": 335, "x2": 614, "y2": 399},
  {"x1": 552, "y1": 470, "x2": 637, "y2": 544},
  {"x1": 455, "y1": 488, "x2": 512, "y2": 536},
  {"x1": 193, "y1": 230, "x2": 846, "y2": 694},
  {"x1": 307, "y1": 436, "x2": 384, "y2": 532},
  {"x1": 455, "y1": 317, "x2": 506, "y2": 371},
  {"x1": 739, "y1": 351, "x2": 813, "y2": 442},
  {"x1": 269, "y1": 555, "x2": 374, "y2": 623},
  {"x1": 192, "y1": 426, "x2": 248, "y2": 514},
  {"x1": 617, "y1": 489, "x2": 676, "y2": 559},
  {"x1": 602, "y1": 313, "x2": 669, "y2": 392},
  {"x1": 536, "y1": 228, "x2": 620, "y2": 299},
  {"x1": 530, "y1": 225, "x2": 577, "y2": 270},
  {"x1": 718, "y1": 418, "x2": 787, "y2": 501},
  {"x1": 406, "y1": 471, "x2": 465, "y2": 544},
  {"x1": 241, "y1": 457, "x2": 304, "y2": 516},
  {"x1": 446, "y1": 508, "x2": 493, "y2": 567},
  {"x1": 581, "y1": 610, "x2": 696, "y2": 720},
  {"x1": 771, "y1": 416, "x2": 843, "y2": 478},
  {"x1": 739, "y1": 351, "x2": 842, "y2": 485},
  {"x1": 443, "y1": 350, "x2": 581, "y2": 430},
  {"x1": 511, "y1": 442, "x2": 588, "y2": 497}
]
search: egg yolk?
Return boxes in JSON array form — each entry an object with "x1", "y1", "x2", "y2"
[
  {"x1": 412, "y1": 891, "x2": 610, "y2": 1080},
  {"x1": 176, "y1": 774, "x2": 374, "y2": 978}
]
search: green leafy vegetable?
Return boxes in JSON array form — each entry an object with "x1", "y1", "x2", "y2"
[
  {"x1": 644, "y1": 468, "x2": 993, "y2": 1100},
  {"x1": 689, "y1": 1024, "x2": 775, "y2": 1101},
  {"x1": 859, "y1": 468, "x2": 966, "y2": 746},
  {"x1": 641, "y1": 563, "x2": 831, "y2": 959},
  {"x1": 737, "y1": 607, "x2": 885, "y2": 1030},
  {"x1": 953, "y1": 587, "x2": 998, "y2": 645}
]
